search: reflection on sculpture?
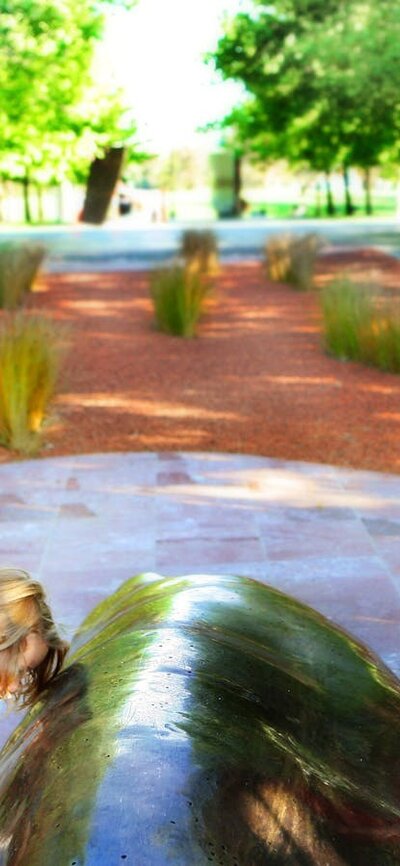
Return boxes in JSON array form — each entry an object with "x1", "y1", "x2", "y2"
[{"x1": 1, "y1": 571, "x2": 400, "y2": 865}]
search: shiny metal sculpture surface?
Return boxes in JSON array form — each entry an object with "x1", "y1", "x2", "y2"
[{"x1": 1, "y1": 572, "x2": 400, "y2": 865}]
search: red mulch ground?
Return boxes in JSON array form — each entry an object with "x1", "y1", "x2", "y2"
[{"x1": 1, "y1": 247, "x2": 400, "y2": 474}]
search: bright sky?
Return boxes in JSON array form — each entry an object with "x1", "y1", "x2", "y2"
[{"x1": 103, "y1": 0, "x2": 247, "y2": 153}]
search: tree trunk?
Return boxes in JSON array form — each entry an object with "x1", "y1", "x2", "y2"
[
  {"x1": 324, "y1": 172, "x2": 335, "y2": 216},
  {"x1": 233, "y1": 154, "x2": 242, "y2": 216},
  {"x1": 81, "y1": 147, "x2": 125, "y2": 225},
  {"x1": 22, "y1": 174, "x2": 32, "y2": 224},
  {"x1": 37, "y1": 185, "x2": 44, "y2": 223},
  {"x1": 314, "y1": 181, "x2": 322, "y2": 217},
  {"x1": 57, "y1": 184, "x2": 64, "y2": 223},
  {"x1": 364, "y1": 167, "x2": 373, "y2": 215},
  {"x1": 342, "y1": 166, "x2": 354, "y2": 216}
]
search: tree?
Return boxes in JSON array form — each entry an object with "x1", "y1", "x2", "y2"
[
  {"x1": 156, "y1": 149, "x2": 202, "y2": 192},
  {"x1": 211, "y1": 0, "x2": 400, "y2": 215},
  {"x1": 0, "y1": 0, "x2": 139, "y2": 221}
]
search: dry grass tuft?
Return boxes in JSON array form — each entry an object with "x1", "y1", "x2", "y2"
[
  {"x1": 0, "y1": 242, "x2": 46, "y2": 309},
  {"x1": 265, "y1": 233, "x2": 323, "y2": 290},
  {"x1": 150, "y1": 264, "x2": 209, "y2": 337},
  {"x1": 0, "y1": 312, "x2": 68, "y2": 454},
  {"x1": 321, "y1": 276, "x2": 400, "y2": 372},
  {"x1": 180, "y1": 229, "x2": 219, "y2": 276}
]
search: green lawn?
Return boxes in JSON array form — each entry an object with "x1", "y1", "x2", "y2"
[{"x1": 247, "y1": 195, "x2": 397, "y2": 220}]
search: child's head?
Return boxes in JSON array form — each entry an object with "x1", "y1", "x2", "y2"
[{"x1": 0, "y1": 568, "x2": 69, "y2": 707}]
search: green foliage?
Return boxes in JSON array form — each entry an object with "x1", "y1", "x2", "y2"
[
  {"x1": 0, "y1": 243, "x2": 45, "y2": 309},
  {"x1": 321, "y1": 278, "x2": 400, "y2": 373},
  {"x1": 0, "y1": 0, "x2": 101, "y2": 175},
  {"x1": 211, "y1": 0, "x2": 400, "y2": 194},
  {"x1": 157, "y1": 149, "x2": 200, "y2": 192},
  {"x1": 180, "y1": 230, "x2": 219, "y2": 275},
  {"x1": 65, "y1": 85, "x2": 141, "y2": 186},
  {"x1": 321, "y1": 278, "x2": 373, "y2": 360},
  {"x1": 150, "y1": 265, "x2": 209, "y2": 337},
  {"x1": 265, "y1": 233, "x2": 322, "y2": 290},
  {"x1": 0, "y1": 312, "x2": 67, "y2": 454},
  {"x1": 0, "y1": 0, "x2": 141, "y2": 199}
]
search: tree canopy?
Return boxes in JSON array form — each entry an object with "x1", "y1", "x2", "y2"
[
  {"x1": 0, "y1": 0, "x2": 140, "y2": 200},
  {"x1": 211, "y1": 0, "x2": 400, "y2": 202}
]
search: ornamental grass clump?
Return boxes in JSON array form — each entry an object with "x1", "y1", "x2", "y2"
[
  {"x1": 150, "y1": 264, "x2": 209, "y2": 337},
  {"x1": 180, "y1": 229, "x2": 219, "y2": 275},
  {"x1": 0, "y1": 242, "x2": 46, "y2": 309},
  {"x1": 321, "y1": 277, "x2": 400, "y2": 373},
  {"x1": 0, "y1": 313, "x2": 67, "y2": 454},
  {"x1": 265, "y1": 233, "x2": 322, "y2": 290}
]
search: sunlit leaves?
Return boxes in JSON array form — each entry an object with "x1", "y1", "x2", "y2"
[
  {"x1": 211, "y1": 0, "x2": 400, "y2": 174},
  {"x1": 0, "y1": 0, "x2": 138, "y2": 186}
]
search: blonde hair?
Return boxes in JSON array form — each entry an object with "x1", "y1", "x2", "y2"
[{"x1": 0, "y1": 567, "x2": 69, "y2": 707}]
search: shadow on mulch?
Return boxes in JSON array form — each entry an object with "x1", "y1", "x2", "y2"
[{"x1": 1, "y1": 249, "x2": 399, "y2": 474}]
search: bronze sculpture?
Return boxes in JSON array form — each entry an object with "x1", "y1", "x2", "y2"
[{"x1": 0, "y1": 571, "x2": 400, "y2": 865}]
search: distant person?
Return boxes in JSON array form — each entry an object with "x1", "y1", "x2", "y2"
[{"x1": 118, "y1": 190, "x2": 132, "y2": 216}]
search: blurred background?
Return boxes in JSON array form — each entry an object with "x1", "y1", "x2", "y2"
[{"x1": 1, "y1": 0, "x2": 399, "y2": 226}]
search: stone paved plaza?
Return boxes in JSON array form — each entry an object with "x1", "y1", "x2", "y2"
[{"x1": 0, "y1": 450, "x2": 399, "y2": 743}]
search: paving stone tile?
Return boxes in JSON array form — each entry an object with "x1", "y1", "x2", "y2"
[
  {"x1": 157, "y1": 471, "x2": 194, "y2": 485},
  {"x1": 0, "y1": 521, "x2": 52, "y2": 570},
  {"x1": 253, "y1": 505, "x2": 356, "y2": 530},
  {"x1": 262, "y1": 556, "x2": 400, "y2": 658},
  {"x1": 0, "y1": 492, "x2": 61, "y2": 522},
  {"x1": 41, "y1": 515, "x2": 156, "y2": 576},
  {"x1": 175, "y1": 469, "x2": 343, "y2": 510},
  {"x1": 264, "y1": 553, "x2": 389, "y2": 585},
  {"x1": 157, "y1": 452, "x2": 185, "y2": 462},
  {"x1": 0, "y1": 470, "x2": 69, "y2": 511},
  {"x1": 368, "y1": 536, "x2": 400, "y2": 576},
  {"x1": 66, "y1": 452, "x2": 157, "y2": 491},
  {"x1": 51, "y1": 497, "x2": 155, "y2": 533},
  {"x1": 0, "y1": 493, "x2": 25, "y2": 506},
  {"x1": 0, "y1": 503, "x2": 57, "y2": 522},
  {"x1": 66, "y1": 476, "x2": 80, "y2": 491},
  {"x1": 156, "y1": 536, "x2": 264, "y2": 571},
  {"x1": 341, "y1": 470, "x2": 400, "y2": 495},
  {"x1": 0, "y1": 552, "x2": 44, "y2": 573},
  {"x1": 59, "y1": 503, "x2": 97, "y2": 518},
  {"x1": 44, "y1": 539, "x2": 156, "y2": 576},
  {"x1": 42, "y1": 564, "x2": 141, "y2": 598},
  {"x1": 156, "y1": 500, "x2": 258, "y2": 541},
  {"x1": 41, "y1": 565, "x2": 157, "y2": 637},
  {"x1": 153, "y1": 563, "x2": 269, "y2": 582},
  {"x1": 362, "y1": 503, "x2": 400, "y2": 522},
  {"x1": 362, "y1": 517, "x2": 400, "y2": 537},
  {"x1": 258, "y1": 511, "x2": 374, "y2": 561}
]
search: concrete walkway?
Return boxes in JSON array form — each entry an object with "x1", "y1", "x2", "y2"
[
  {"x1": 1, "y1": 217, "x2": 400, "y2": 272},
  {"x1": 0, "y1": 450, "x2": 399, "y2": 744}
]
